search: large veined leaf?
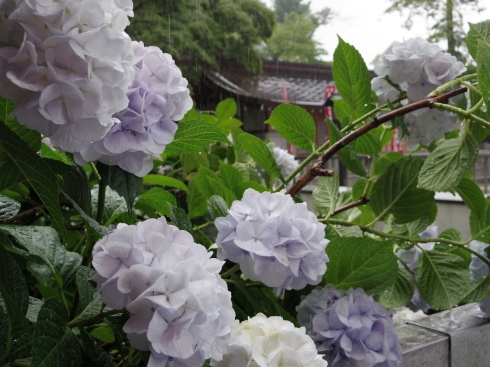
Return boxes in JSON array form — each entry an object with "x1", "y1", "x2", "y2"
[
  {"x1": 312, "y1": 174, "x2": 339, "y2": 217},
  {"x1": 371, "y1": 156, "x2": 437, "y2": 223},
  {"x1": 186, "y1": 178, "x2": 207, "y2": 219},
  {"x1": 0, "y1": 122, "x2": 67, "y2": 240},
  {"x1": 324, "y1": 237, "x2": 398, "y2": 294},
  {"x1": 143, "y1": 175, "x2": 188, "y2": 191},
  {"x1": 265, "y1": 104, "x2": 316, "y2": 152},
  {"x1": 164, "y1": 120, "x2": 228, "y2": 155},
  {"x1": 418, "y1": 129, "x2": 478, "y2": 192},
  {"x1": 216, "y1": 98, "x2": 237, "y2": 122},
  {"x1": 467, "y1": 20, "x2": 490, "y2": 60},
  {"x1": 75, "y1": 267, "x2": 103, "y2": 321},
  {"x1": 219, "y1": 162, "x2": 243, "y2": 199},
  {"x1": 378, "y1": 266, "x2": 414, "y2": 309},
  {"x1": 136, "y1": 187, "x2": 176, "y2": 216},
  {"x1": 0, "y1": 225, "x2": 82, "y2": 286},
  {"x1": 32, "y1": 298, "x2": 81, "y2": 367},
  {"x1": 332, "y1": 37, "x2": 372, "y2": 121},
  {"x1": 477, "y1": 40, "x2": 490, "y2": 119},
  {"x1": 0, "y1": 194, "x2": 20, "y2": 220},
  {"x1": 208, "y1": 195, "x2": 229, "y2": 220},
  {"x1": 196, "y1": 167, "x2": 235, "y2": 206}
]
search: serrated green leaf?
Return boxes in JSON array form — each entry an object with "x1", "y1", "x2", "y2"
[
  {"x1": 57, "y1": 164, "x2": 92, "y2": 217},
  {"x1": 351, "y1": 129, "x2": 382, "y2": 155},
  {"x1": 233, "y1": 162, "x2": 261, "y2": 184},
  {"x1": 165, "y1": 120, "x2": 228, "y2": 155},
  {"x1": 91, "y1": 185, "x2": 127, "y2": 227},
  {"x1": 372, "y1": 156, "x2": 436, "y2": 224},
  {"x1": 208, "y1": 195, "x2": 229, "y2": 220},
  {"x1": 332, "y1": 37, "x2": 372, "y2": 121},
  {"x1": 90, "y1": 326, "x2": 115, "y2": 344},
  {"x1": 0, "y1": 122, "x2": 67, "y2": 240},
  {"x1": 219, "y1": 162, "x2": 243, "y2": 199},
  {"x1": 143, "y1": 175, "x2": 188, "y2": 191},
  {"x1": 461, "y1": 276, "x2": 490, "y2": 303},
  {"x1": 32, "y1": 298, "x2": 81, "y2": 367},
  {"x1": 238, "y1": 133, "x2": 284, "y2": 184},
  {"x1": 265, "y1": 104, "x2": 316, "y2": 152},
  {"x1": 79, "y1": 328, "x2": 113, "y2": 367},
  {"x1": 438, "y1": 228, "x2": 463, "y2": 242},
  {"x1": 169, "y1": 207, "x2": 193, "y2": 233},
  {"x1": 0, "y1": 160, "x2": 25, "y2": 192},
  {"x1": 0, "y1": 226, "x2": 82, "y2": 286},
  {"x1": 324, "y1": 238, "x2": 398, "y2": 294},
  {"x1": 187, "y1": 178, "x2": 207, "y2": 219},
  {"x1": 216, "y1": 98, "x2": 237, "y2": 122},
  {"x1": 312, "y1": 174, "x2": 339, "y2": 217},
  {"x1": 325, "y1": 224, "x2": 363, "y2": 238},
  {"x1": 136, "y1": 188, "x2": 176, "y2": 216},
  {"x1": 468, "y1": 87, "x2": 490, "y2": 140},
  {"x1": 26, "y1": 297, "x2": 42, "y2": 323},
  {"x1": 477, "y1": 39, "x2": 490, "y2": 120},
  {"x1": 417, "y1": 251, "x2": 475, "y2": 310},
  {"x1": 0, "y1": 245, "x2": 30, "y2": 340},
  {"x1": 327, "y1": 118, "x2": 367, "y2": 177},
  {"x1": 467, "y1": 20, "x2": 490, "y2": 60},
  {"x1": 40, "y1": 144, "x2": 72, "y2": 165},
  {"x1": 378, "y1": 266, "x2": 414, "y2": 309},
  {"x1": 418, "y1": 129, "x2": 479, "y2": 191},
  {"x1": 61, "y1": 191, "x2": 108, "y2": 237},
  {"x1": 196, "y1": 167, "x2": 235, "y2": 206},
  {"x1": 75, "y1": 267, "x2": 103, "y2": 321},
  {"x1": 97, "y1": 163, "x2": 142, "y2": 214},
  {"x1": 391, "y1": 216, "x2": 433, "y2": 238},
  {"x1": 182, "y1": 152, "x2": 209, "y2": 175},
  {"x1": 0, "y1": 194, "x2": 20, "y2": 220}
]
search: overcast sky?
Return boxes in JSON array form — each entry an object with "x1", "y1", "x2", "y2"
[{"x1": 264, "y1": 0, "x2": 490, "y2": 67}]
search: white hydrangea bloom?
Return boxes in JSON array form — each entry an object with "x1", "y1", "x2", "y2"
[
  {"x1": 273, "y1": 146, "x2": 299, "y2": 179},
  {"x1": 392, "y1": 307, "x2": 426, "y2": 327},
  {"x1": 210, "y1": 313, "x2": 328, "y2": 367},
  {"x1": 373, "y1": 38, "x2": 466, "y2": 147},
  {"x1": 216, "y1": 189, "x2": 329, "y2": 296},
  {"x1": 92, "y1": 217, "x2": 235, "y2": 367},
  {"x1": 0, "y1": 0, "x2": 134, "y2": 151},
  {"x1": 371, "y1": 76, "x2": 400, "y2": 105}
]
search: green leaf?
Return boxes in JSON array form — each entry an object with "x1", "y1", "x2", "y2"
[
  {"x1": 61, "y1": 191, "x2": 109, "y2": 237},
  {"x1": 391, "y1": 216, "x2": 433, "y2": 238},
  {"x1": 378, "y1": 266, "x2": 414, "y2": 309},
  {"x1": 265, "y1": 104, "x2": 316, "y2": 152},
  {"x1": 0, "y1": 160, "x2": 24, "y2": 192},
  {"x1": 186, "y1": 178, "x2": 207, "y2": 219},
  {"x1": 327, "y1": 119, "x2": 367, "y2": 177},
  {"x1": 0, "y1": 194, "x2": 20, "y2": 220},
  {"x1": 32, "y1": 298, "x2": 81, "y2": 367},
  {"x1": 97, "y1": 163, "x2": 143, "y2": 214},
  {"x1": 208, "y1": 195, "x2": 229, "y2": 220},
  {"x1": 417, "y1": 251, "x2": 475, "y2": 310},
  {"x1": 75, "y1": 267, "x2": 103, "y2": 321},
  {"x1": 372, "y1": 156, "x2": 437, "y2": 223},
  {"x1": 40, "y1": 144, "x2": 72, "y2": 165},
  {"x1": 312, "y1": 174, "x2": 339, "y2": 216},
  {"x1": 57, "y1": 164, "x2": 92, "y2": 217},
  {"x1": 169, "y1": 207, "x2": 194, "y2": 233},
  {"x1": 233, "y1": 162, "x2": 261, "y2": 184},
  {"x1": 477, "y1": 39, "x2": 490, "y2": 119},
  {"x1": 418, "y1": 129, "x2": 479, "y2": 192},
  {"x1": 219, "y1": 162, "x2": 243, "y2": 199},
  {"x1": 0, "y1": 226, "x2": 82, "y2": 286},
  {"x1": 461, "y1": 276, "x2": 490, "y2": 303},
  {"x1": 0, "y1": 97, "x2": 41, "y2": 152},
  {"x1": 89, "y1": 327, "x2": 115, "y2": 344},
  {"x1": 216, "y1": 98, "x2": 237, "y2": 122},
  {"x1": 351, "y1": 129, "x2": 382, "y2": 155},
  {"x1": 143, "y1": 175, "x2": 188, "y2": 191},
  {"x1": 0, "y1": 245, "x2": 30, "y2": 339},
  {"x1": 79, "y1": 328, "x2": 113, "y2": 367},
  {"x1": 196, "y1": 167, "x2": 235, "y2": 206},
  {"x1": 164, "y1": 120, "x2": 228, "y2": 155},
  {"x1": 136, "y1": 188, "x2": 176, "y2": 216},
  {"x1": 238, "y1": 133, "x2": 284, "y2": 183},
  {"x1": 332, "y1": 37, "x2": 372, "y2": 121},
  {"x1": 324, "y1": 238, "x2": 398, "y2": 294},
  {"x1": 182, "y1": 152, "x2": 209, "y2": 175},
  {"x1": 467, "y1": 20, "x2": 490, "y2": 60},
  {"x1": 91, "y1": 186, "x2": 127, "y2": 227},
  {"x1": 0, "y1": 122, "x2": 67, "y2": 240},
  {"x1": 438, "y1": 228, "x2": 463, "y2": 242},
  {"x1": 236, "y1": 181, "x2": 268, "y2": 198},
  {"x1": 26, "y1": 297, "x2": 42, "y2": 323}
]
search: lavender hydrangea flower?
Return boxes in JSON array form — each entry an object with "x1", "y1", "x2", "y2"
[
  {"x1": 92, "y1": 217, "x2": 235, "y2": 367},
  {"x1": 0, "y1": 0, "x2": 135, "y2": 150},
  {"x1": 74, "y1": 41, "x2": 192, "y2": 176},
  {"x1": 272, "y1": 145, "x2": 299, "y2": 188},
  {"x1": 210, "y1": 313, "x2": 328, "y2": 367},
  {"x1": 297, "y1": 285, "x2": 402, "y2": 367},
  {"x1": 216, "y1": 188, "x2": 329, "y2": 295},
  {"x1": 373, "y1": 38, "x2": 465, "y2": 147}
]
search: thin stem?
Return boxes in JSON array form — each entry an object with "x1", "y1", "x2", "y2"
[
  {"x1": 286, "y1": 87, "x2": 468, "y2": 197},
  {"x1": 427, "y1": 73, "x2": 477, "y2": 97},
  {"x1": 96, "y1": 181, "x2": 107, "y2": 224},
  {"x1": 221, "y1": 264, "x2": 240, "y2": 279},
  {"x1": 68, "y1": 308, "x2": 124, "y2": 328},
  {"x1": 89, "y1": 162, "x2": 101, "y2": 182},
  {"x1": 331, "y1": 197, "x2": 370, "y2": 216},
  {"x1": 460, "y1": 81, "x2": 481, "y2": 95},
  {"x1": 325, "y1": 218, "x2": 490, "y2": 267},
  {"x1": 432, "y1": 102, "x2": 490, "y2": 129},
  {"x1": 0, "y1": 342, "x2": 32, "y2": 366},
  {"x1": 193, "y1": 221, "x2": 213, "y2": 231},
  {"x1": 467, "y1": 97, "x2": 484, "y2": 115}
]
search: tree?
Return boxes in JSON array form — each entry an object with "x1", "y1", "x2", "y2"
[
  {"x1": 261, "y1": 0, "x2": 331, "y2": 63},
  {"x1": 386, "y1": 0, "x2": 484, "y2": 60},
  {"x1": 127, "y1": 0, "x2": 275, "y2": 87}
]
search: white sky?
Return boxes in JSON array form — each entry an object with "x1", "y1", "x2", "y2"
[{"x1": 264, "y1": 0, "x2": 490, "y2": 68}]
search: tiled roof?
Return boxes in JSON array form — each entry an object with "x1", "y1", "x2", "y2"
[{"x1": 205, "y1": 60, "x2": 333, "y2": 106}]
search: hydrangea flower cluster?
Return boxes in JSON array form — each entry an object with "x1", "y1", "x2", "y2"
[
  {"x1": 273, "y1": 146, "x2": 299, "y2": 187},
  {"x1": 210, "y1": 313, "x2": 328, "y2": 367},
  {"x1": 297, "y1": 285, "x2": 402, "y2": 367},
  {"x1": 468, "y1": 240, "x2": 490, "y2": 316},
  {"x1": 216, "y1": 189, "x2": 329, "y2": 295},
  {"x1": 92, "y1": 217, "x2": 235, "y2": 367},
  {"x1": 0, "y1": 0, "x2": 135, "y2": 152},
  {"x1": 74, "y1": 41, "x2": 192, "y2": 176},
  {"x1": 372, "y1": 38, "x2": 466, "y2": 147}
]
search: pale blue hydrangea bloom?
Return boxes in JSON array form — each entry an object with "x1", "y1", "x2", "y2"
[
  {"x1": 216, "y1": 189, "x2": 329, "y2": 296},
  {"x1": 92, "y1": 217, "x2": 235, "y2": 367},
  {"x1": 297, "y1": 286, "x2": 402, "y2": 367}
]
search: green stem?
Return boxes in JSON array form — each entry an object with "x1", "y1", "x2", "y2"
[
  {"x1": 193, "y1": 221, "x2": 213, "y2": 231},
  {"x1": 68, "y1": 308, "x2": 124, "y2": 328},
  {"x1": 221, "y1": 263, "x2": 240, "y2": 279},
  {"x1": 89, "y1": 162, "x2": 101, "y2": 182},
  {"x1": 325, "y1": 218, "x2": 490, "y2": 267},
  {"x1": 0, "y1": 342, "x2": 32, "y2": 366},
  {"x1": 96, "y1": 181, "x2": 107, "y2": 224},
  {"x1": 460, "y1": 81, "x2": 481, "y2": 95},
  {"x1": 427, "y1": 73, "x2": 477, "y2": 97},
  {"x1": 432, "y1": 102, "x2": 490, "y2": 129},
  {"x1": 274, "y1": 148, "x2": 323, "y2": 192}
]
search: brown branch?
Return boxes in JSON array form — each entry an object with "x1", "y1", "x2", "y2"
[
  {"x1": 332, "y1": 196, "x2": 370, "y2": 216},
  {"x1": 286, "y1": 87, "x2": 468, "y2": 197}
]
